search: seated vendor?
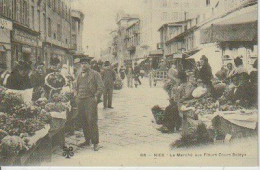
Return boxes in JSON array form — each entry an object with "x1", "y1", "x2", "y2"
[
  {"x1": 229, "y1": 57, "x2": 250, "y2": 106},
  {"x1": 162, "y1": 97, "x2": 182, "y2": 133},
  {"x1": 176, "y1": 73, "x2": 197, "y2": 102}
]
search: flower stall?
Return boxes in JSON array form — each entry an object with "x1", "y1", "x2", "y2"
[{"x1": 0, "y1": 71, "x2": 75, "y2": 165}]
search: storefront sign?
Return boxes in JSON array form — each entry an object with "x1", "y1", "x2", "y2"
[
  {"x1": 12, "y1": 29, "x2": 38, "y2": 47},
  {"x1": 0, "y1": 17, "x2": 12, "y2": 30}
]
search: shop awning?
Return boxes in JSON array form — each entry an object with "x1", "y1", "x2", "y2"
[
  {"x1": 189, "y1": 44, "x2": 223, "y2": 76},
  {"x1": 149, "y1": 49, "x2": 163, "y2": 57},
  {"x1": 201, "y1": 9, "x2": 257, "y2": 43}
]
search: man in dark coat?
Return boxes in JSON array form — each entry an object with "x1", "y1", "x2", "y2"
[
  {"x1": 92, "y1": 61, "x2": 101, "y2": 73},
  {"x1": 76, "y1": 57, "x2": 104, "y2": 151},
  {"x1": 101, "y1": 61, "x2": 116, "y2": 109},
  {"x1": 30, "y1": 62, "x2": 46, "y2": 101},
  {"x1": 6, "y1": 61, "x2": 31, "y2": 90},
  {"x1": 133, "y1": 62, "x2": 142, "y2": 85}
]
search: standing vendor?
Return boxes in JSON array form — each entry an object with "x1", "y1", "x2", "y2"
[
  {"x1": 198, "y1": 55, "x2": 215, "y2": 98},
  {"x1": 76, "y1": 57, "x2": 104, "y2": 151},
  {"x1": 30, "y1": 62, "x2": 46, "y2": 101}
]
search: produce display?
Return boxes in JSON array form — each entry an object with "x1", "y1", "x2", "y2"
[
  {"x1": 45, "y1": 102, "x2": 67, "y2": 113},
  {"x1": 151, "y1": 105, "x2": 164, "y2": 125},
  {"x1": 45, "y1": 72, "x2": 66, "y2": 90},
  {"x1": 0, "y1": 88, "x2": 24, "y2": 114},
  {"x1": 0, "y1": 87, "x2": 52, "y2": 156}
]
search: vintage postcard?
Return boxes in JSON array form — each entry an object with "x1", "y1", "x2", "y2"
[{"x1": 0, "y1": 0, "x2": 258, "y2": 167}]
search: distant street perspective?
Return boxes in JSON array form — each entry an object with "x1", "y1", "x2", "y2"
[{"x1": 0, "y1": 0, "x2": 258, "y2": 167}]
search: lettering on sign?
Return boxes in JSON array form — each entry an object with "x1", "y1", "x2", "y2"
[{"x1": 13, "y1": 29, "x2": 38, "y2": 46}]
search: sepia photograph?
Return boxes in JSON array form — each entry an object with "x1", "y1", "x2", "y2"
[{"x1": 0, "y1": 0, "x2": 258, "y2": 167}]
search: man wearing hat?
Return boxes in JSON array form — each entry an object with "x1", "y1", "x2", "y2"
[
  {"x1": 76, "y1": 57, "x2": 104, "y2": 151},
  {"x1": 30, "y1": 62, "x2": 46, "y2": 101},
  {"x1": 101, "y1": 61, "x2": 116, "y2": 109},
  {"x1": 6, "y1": 60, "x2": 31, "y2": 90}
]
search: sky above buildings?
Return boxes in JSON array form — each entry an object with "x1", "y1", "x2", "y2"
[{"x1": 71, "y1": 0, "x2": 143, "y2": 59}]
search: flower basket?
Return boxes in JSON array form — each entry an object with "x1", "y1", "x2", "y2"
[
  {"x1": 45, "y1": 72, "x2": 66, "y2": 91},
  {"x1": 114, "y1": 79, "x2": 123, "y2": 90},
  {"x1": 151, "y1": 106, "x2": 164, "y2": 125}
]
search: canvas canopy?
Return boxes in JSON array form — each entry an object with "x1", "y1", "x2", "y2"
[
  {"x1": 189, "y1": 44, "x2": 222, "y2": 76},
  {"x1": 201, "y1": 8, "x2": 257, "y2": 43}
]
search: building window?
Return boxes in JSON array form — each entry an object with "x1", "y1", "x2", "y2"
[
  {"x1": 12, "y1": 0, "x2": 16, "y2": 20},
  {"x1": 57, "y1": 23, "x2": 61, "y2": 41},
  {"x1": 72, "y1": 20, "x2": 76, "y2": 31},
  {"x1": 2, "y1": 0, "x2": 6, "y2": 16},
  {"x1": 48, "y1": 18, "x2": 51, "y2": 37},
  {"x1": 53, "y1": 0, "x2": 56, "y2": 11},
  {"x1": 23, "y1": 0, "x2": 28, "y2": 26},
  {"x1": 38, "y1": 10, "x2": 41, "y2": 31},
  {"x1": 43, "y1": 13, "x2": 46, "y2": 34},
  {"x1": 206, "y1": 0, "x2": 210, "y2": 6},
  {"x1": 31, "y1": 6, "x2": 34, "y2": 29}
]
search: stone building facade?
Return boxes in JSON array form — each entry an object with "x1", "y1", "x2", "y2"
[{"x1": 0, "y1": 0, "x2": 84, "y2": 72}]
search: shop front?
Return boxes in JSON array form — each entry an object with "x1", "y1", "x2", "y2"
[
  {"x1": 11, "y1": 24, "x2": 41, "y2": 69},
  {"x1": 43, "y1": 43, "x2": 72, "y2": 73},
  {"x1": 0, "y1": 17, "x2": 12, "y2": 71}
]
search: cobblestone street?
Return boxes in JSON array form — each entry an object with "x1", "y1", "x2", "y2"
[
  {"x1": 43, "y1": 79, "x2": 182, "y2": 166},
  {"x1": 42, "y1": 78, "x2": 257, "y2": 166}
]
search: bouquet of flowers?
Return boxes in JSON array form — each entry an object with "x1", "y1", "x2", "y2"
[
  {"x1": 45, "y1": 72, "x2": 66, "y2": 90},
  {"x1": 0, "y1": 90, "x2": 24, "y2": 114},
  {"x1": 151, "y1": 105, "x2": 164, "y2": 125},
  {"x1": 44, "y1": 102, "x2": 67, "y2": 113}
]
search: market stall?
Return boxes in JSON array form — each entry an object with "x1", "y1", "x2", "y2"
[{"x1": 0, "y1": 69, "x2": 74, "y2": 165}]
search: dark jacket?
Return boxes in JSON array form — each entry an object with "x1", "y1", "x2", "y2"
[
  {"x1": 134, "y1": 65, "x2": 141, "y2": 75},
  {"x1": 163, "y1": 101, "x2": 181, "y2": 130},
  {"x1": 92, "y1": 64, "x2": 100, "y2": 73},
  {"x1": 76, "y1": 69, "x2": 104, "y2": 100},
  {"x1": 6, "y1": 71, "x2": 31, "y2": 90},
  {"x1": 198, "y1": 63, "x2": 213, "y2": 85},
  {"x1": 30, "y1": 72, "x2": 46, "y2": 101},
  {"x1": 101, "y1": 67, "x2": 116, "y2": 88}
]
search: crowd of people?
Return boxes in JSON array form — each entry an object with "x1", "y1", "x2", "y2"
[
  {"x1": 0, "y1": 56, "x2": 146, "y2": 151},
  {"x1": 160, "y1": 55, "x2": 258, "y2": 133}
]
